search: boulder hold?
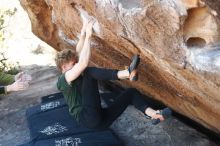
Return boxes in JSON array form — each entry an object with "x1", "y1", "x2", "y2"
[{"x1": 20, "y1": 0, "x2": 220, "y2": 133}]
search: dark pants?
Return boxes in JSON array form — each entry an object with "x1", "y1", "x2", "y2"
[{"x1": 79, "y1": 67, "x2": 149, "y2": 129}]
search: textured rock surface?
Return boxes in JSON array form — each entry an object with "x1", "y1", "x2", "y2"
[{"x1": 20, "y1": 0, "x2": 220, "y2": 133}]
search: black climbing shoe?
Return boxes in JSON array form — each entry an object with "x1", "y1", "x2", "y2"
[{"x1": 128, "y1": 55, "x2": 140, "y2": 81}]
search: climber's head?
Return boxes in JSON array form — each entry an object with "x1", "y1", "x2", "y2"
[{"x1": 55, "y1": 49, "x2": 78, "y2": 73}]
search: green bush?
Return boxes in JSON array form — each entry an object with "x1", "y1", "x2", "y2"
[
  {"x1": 0, "y1": 8, "x2": 19, "y2": 75},
  {"x1": 0, "y1": 52, "x2": 20, "y2": 75}
]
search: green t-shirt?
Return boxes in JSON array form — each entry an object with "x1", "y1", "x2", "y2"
[{"x1": 57, "y1": 74, "x2": 83, "y2": 121}]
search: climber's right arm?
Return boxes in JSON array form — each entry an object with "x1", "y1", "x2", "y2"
[{"x1": 65, "y1": 19, "x2": 95, "y2": 83}]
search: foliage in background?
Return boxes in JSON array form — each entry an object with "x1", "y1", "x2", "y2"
[
  {"x1": 0, "y1": 52, "x2": 20, "y2": 74},
  {"x1": 0, "y1": 8, "x2": 19, "y2": 75},
  {"x1": 0, "y1": 8, "x2": 17, "y2": 43}
]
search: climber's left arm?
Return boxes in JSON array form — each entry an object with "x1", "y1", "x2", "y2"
[{"x1": 76, "y1": 19, "x2": 88, "y2": 54}]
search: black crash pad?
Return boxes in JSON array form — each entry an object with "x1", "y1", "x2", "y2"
[
  {"x1": 27, "y1": 106, "x2": 97, "y2": 141},
  {"x1": 26, "y1": 98, "x2": 67, "y2": 118},
  {"x1": 22, "y1": 91, "x2": 123, "y2": 146},
  {"x1": 21, "y1": 130, "x2": 122, "y2": 146},
  {"x1": 41, "y1": 92, "x2": 64, "y2": 103}
]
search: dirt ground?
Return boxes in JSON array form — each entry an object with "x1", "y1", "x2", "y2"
[{"x1": 0, "y1": 65, "x2": 219, "y2": 146}]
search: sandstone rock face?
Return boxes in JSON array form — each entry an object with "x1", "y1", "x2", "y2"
[{"x1": 20, "y1": 0, "x2": 220, "y2": 133}]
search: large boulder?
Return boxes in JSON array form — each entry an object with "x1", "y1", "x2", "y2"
[{"x1": 20, "y1": 0, "x2": 220, "y2": 133}]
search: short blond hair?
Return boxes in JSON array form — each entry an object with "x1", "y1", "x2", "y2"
[{"x1": 55, "y1": 49, "x2": 78, "y2": 71}]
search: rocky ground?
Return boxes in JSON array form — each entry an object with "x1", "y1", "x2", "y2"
[{"x1": 0, "y1": 65, "x2": 219, "y2": 146}]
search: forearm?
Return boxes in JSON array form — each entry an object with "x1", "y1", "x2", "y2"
[
  {"x1": 78, "y1": 36, "x2": 91, "y2": 67},
  {"x1": 0, "y1": 85, "x2": 11, "y2": 94},
  {"x1": 76, "y1": 33, "x2": 86, "y2": 54},
  {"x1": 5, "y1": 84, "x2": 12, "y2": 93}
]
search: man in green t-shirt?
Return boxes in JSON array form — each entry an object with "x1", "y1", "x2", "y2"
[
  {"x1": 0, "y1": 72, "x2": 31, "y2": 94},
  {"x1": 56, "y1": 18, "x2": 171, "y2": 129}
]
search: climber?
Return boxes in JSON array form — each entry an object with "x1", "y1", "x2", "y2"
[
  {"x1": 55, "y1": 18, "x2": 172, "y2": 129},
  {"x1": 0, "y1": 71, "x2": 31, "y2": 95}
]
